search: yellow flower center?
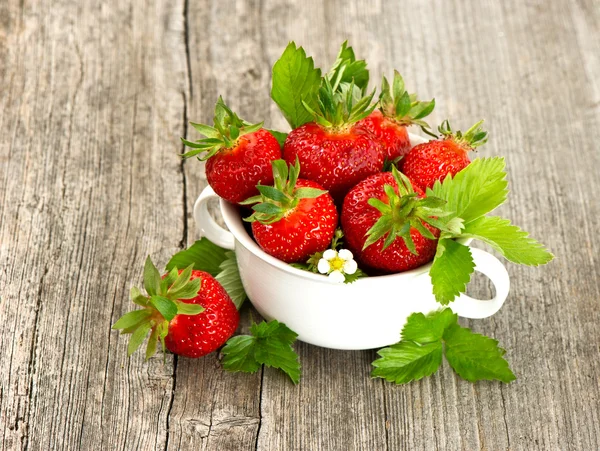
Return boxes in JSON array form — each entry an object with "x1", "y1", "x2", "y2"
[{"x1": 330, "y1": 257, "x2": 345, "y2": 271}]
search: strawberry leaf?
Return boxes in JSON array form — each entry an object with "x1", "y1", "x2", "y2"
[
  {"x1": 150, "y1": 295, "x2": 177, "y2": 322},
  {"x1": 166, "y1": 238, "x2": 228, "y2": 277},
  {"x1": 444, "y1": 324, "x2": 516, "y2": 383},
  {"x1": 460, "y1": 216, "x2": 554, "y2": 266},
  {"x1": 215, "y1": 251, "x2": 248, "y2": 310},
  {"x1": 128, "y1": 321, "x2": 152, "y2": 357},
  {"x1": 222, "y1": 320, "x2": 300, "y2": 384},
  {"x1": 112, "y1": 309, "x2": 152, "y2": 330},
  {"x1": 372, "y1": 341, "x2": 443, "y2": 384},
  {"x1": 174, "y1": 300, "x2": 204, "y2": 315},
  {"x1": 372, "y1": 308, "x2": 516, "y2": 385},
  {"x1": 429, "y1": 239, "x2": 475, "y2": 305},
  {"x1": 271, "y1": 42, "x2": 322, "y2": 129},
  {"x1": 143, "y1": 256, "x2": 161, "y2": 296},
  {"x1": 401, "y1": 309, "x2": 457, "y2": 344},
  {"x1": 266, "y1": 129, "x2": 287, "y2": 148},
  {"x1": 428, "y1": 157, "x2": 508, "y2": 223}
]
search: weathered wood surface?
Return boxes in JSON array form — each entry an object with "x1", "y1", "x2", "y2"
[{"x1": 1, "y1": 0, "x2": 599, "y2": 450}]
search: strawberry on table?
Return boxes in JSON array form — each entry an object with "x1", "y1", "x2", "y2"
[
  {"x1": 402, "y1": 120, "x2": 487, "y2": 190},
  {"x1": 112, "y1": 258, "x2": 239, "y2": 359},
  {"x1": 357, "y1": 71, "x2": 435, "y2": 163},
  {"x1": 341, "y1": 167, "x2": 454, "y2": 273},
  {"x1": 182, "y1": 97, "x2": 281, "y2": 204},
  {"x1": 282, "y1": 79, "x2": 384, "y2": 202},
  {"x1": 242, "y1": 159, "x2": 338, "y2": 263}
]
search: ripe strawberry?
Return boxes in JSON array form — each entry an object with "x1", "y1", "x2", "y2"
[
  {"x1": 401, "y1": 120, "x2": 488, "y2": 190},
  {"x1": 341, "y1": 167, "x2": 452, "y2": 273},
  {"x1": 112, "y1": 258, "x2": 239, "y2": 359},
  {"x1": 283, "y1": 79, "x2": 384, "y2": 202},
  {"x1": 242, "y1": 159, "x2": 338, "y2": 263},
  {"x1": 182, "y1": 97, "x2": 281, "y2": 204},
  {"x1": 357, "y1": 71, "x2": 435, "y2": 162}
]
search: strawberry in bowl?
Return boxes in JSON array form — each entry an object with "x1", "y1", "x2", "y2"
[
  {"x1": 241, "y1": 159, "x2": 338, "y2": 263},
  {"x1": 282, "y1": 79, "x2": 384, "y2": 203},
  {"x1": 357, "y1": 70, "x2": 435, "y2": 163},
  {"x1": 182, "y1": 97, "x2": 281, "y2": 204}
]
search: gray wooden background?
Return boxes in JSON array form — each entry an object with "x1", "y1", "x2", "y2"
[{"x1": 1, "y1": 0, "x2": 599, "y2": 450}]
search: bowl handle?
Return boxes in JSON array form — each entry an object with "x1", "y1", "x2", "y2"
[
  {"x1": 450, "y1": 248, "x2": 510, "y2": 319},
  {"x1": 193, "y1": 186, "x2": 235, "y2": 250}
]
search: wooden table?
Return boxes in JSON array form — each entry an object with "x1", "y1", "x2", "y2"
[{"x1": 2, "y1": 0, "x2": 599, "y2": 449}]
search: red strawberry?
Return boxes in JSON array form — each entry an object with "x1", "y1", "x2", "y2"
[
  {"x1": 357, "y1": 71, "x2": 435, "y2": 162},
  {"x1": 182, "y1": 97, "x2": 281, "y2": 204},
  {"x1": 113, "y1": 259, "x2": 239, "y2": 359},
  {"x1": 283, "y1": 80, "x2": 384, "y2": 202},
  {"x1": 242, "y1": 159, "x2": 338, "y2": 263},
  {"x1": 341, "y1": 168, "x2": 449, "y2": 273},
  {"x1": 402, "y1": 120, "x2": 488, "y2": 190}
]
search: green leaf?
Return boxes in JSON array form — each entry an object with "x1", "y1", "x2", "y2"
[
  {"x1": 215, "y1": 251, "x2": 248, "y2": 309},
  {"x1": 160, "y1": 267, "x2": 179, "y2": 293},
  {"x1": 327, "y1": 41, "x2": 369, "y2": 92},
  {"x1": 166, "y1": 238, "x2": 228, "y2": 277},
  {"x1": 220, "y1": 336, "x2": 262, "y2": 373},
  {"x1": 128, "y1": 321, "x2": 152, "y2": 356},
  {"x1": 429, "y1": 239, "x2": 476, "y2": 305},
  {"x1": 444, "y1": 324, "x2": 516, "y2": 383},
  {"x1": 150, "y1": 295, "x2": 178, "y2": 322},
  {"x1": 222, "y1": 320, "x2": 300, "y2": 384},
  {"x1": 401, "y1": 309, "x2": 457, "y2": 344},
  {"x1": 343, "y1": 268, "x2": 368, "y2": 284},
  {"x1": 174, "y1": 300, "x2": 205, "y2": 315},
  {"x1": 371, "y1": 341, "x2": 443, "y2": 384},
  {"x1": 112, "y1": 309, "x2": 152, "y2": 330},
  {"x1": 271, "y1": 42, "x2": 323, "y2": 129},
  {"x1": 428, "y1": 157, "x2": 508, "y2": 223},
  {"x1": 130, "y1": 286, "x2": 149, "y2": 306},
  {"x1": 168, "y1": 277, "x2": 201, "y2": 300},
  {"x1": 461, "y1": 216, "x2": 554, "y2": 266},
  {"x1": 167, "y1": 264, "x2": 193, "y2": 295},
  {"x1": 143, "y1": 256, "x2": 161, "y2": 296},
  {"x1": 267, "y1": 129, "x2": 288, "y2": 148},
  {"x1": 294, "y1": 187, "x2": 327, "y2": 199},
  {"x1": 257, "y1": 185, "x2": 289, "y2": 202},
  {"x1": 145, "y1": 326, "x2": 159, "y2": 360}
]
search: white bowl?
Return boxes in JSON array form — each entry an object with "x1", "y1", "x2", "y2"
[{"x1": 193, "y1": 133, "x2": 509, "y2": 350}]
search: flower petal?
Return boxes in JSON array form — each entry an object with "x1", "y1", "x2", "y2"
[
  {"x1": 343, "y1": 259, "x2": 358, "y2": 275},
  {"x1": 338, "y1": 249, "x2": 353, "y2": 261},
  {"x1": 328, "y1": 270, "x2": 345, "y2": 283},
  {"x1": 323, "y1": 249, "x2": 337, "y2": 260},
  {"x1": 317, "y1": 259, "x2": 330, "y2": 274}
]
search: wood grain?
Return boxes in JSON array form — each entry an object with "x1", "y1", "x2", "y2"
[{"x1": 1, "y1": 0, "x2": 599, "y2": 450}]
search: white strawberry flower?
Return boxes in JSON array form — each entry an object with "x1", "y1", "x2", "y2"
[{"x1": 317, "y1": 248, "x2": 358, "y2": 283}]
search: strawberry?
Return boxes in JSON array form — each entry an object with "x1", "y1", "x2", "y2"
[
  {"x1": 341, "y1": 167, "x2": 453, "y2": 273},
  {"x1": 112, "y1": 258, "x2": 239, "y2": 359},
  {"x1": 401, "y1": 120, "x2": 488, "y2": 190},
  {"x1": 282, "y1": 79, "x2": 383, "y2": 202},
  {"x1": 182, "y1": 97, "x2": 281, "y2": 204},
  {"x1": 357, "y1": 71, "x2": 435, "y2": 162},
  {"x1": 242, "y1": 159, "x2": 338, "y2": 263}
]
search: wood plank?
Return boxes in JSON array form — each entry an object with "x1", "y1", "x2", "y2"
[
  {"x1": 0, "y1": 0, "x2": 188, "y2": 449},
  {"x1": 164, "y1": 1, "x2": 265, "y2": 449}
]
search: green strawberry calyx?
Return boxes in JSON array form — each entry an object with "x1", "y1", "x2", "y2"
[
  {"x1": 439, "y1": 119, "x2": 488, "y2": 151},
  {"x1": 181, "y1": 96, "x2": 264, "y2": 161},
  {"x1": 379, "y1": 70, "x2": 435, "y2": 129},
  {"x1": 111, "y1": 257, "x2": 204, "y2": 360},
  {"x1": 241, "y1": 159, "x2": 327, "y2": 225},
  {"x1": 302, "y1": 77, "x2": 377, "y2": 132},
  {"x1": 364, "y1": 167, "x2": 463, "y2": 254}
]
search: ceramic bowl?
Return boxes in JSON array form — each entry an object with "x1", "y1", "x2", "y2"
[{"x1": 193, "y1": 134, "x2": 509, "y2": 350}]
